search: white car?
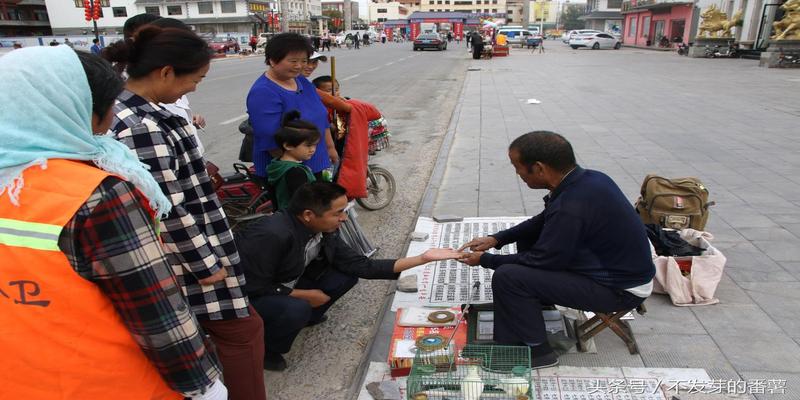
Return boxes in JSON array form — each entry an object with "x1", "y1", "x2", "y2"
[
  {"x1": 569, "y1": 32, "x2": 621, "y2": 50},
  {"x1": 562, "y1": 29, "x2": 602, "y2": 43}
]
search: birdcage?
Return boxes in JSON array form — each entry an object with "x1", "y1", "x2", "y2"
[{"x1": 406, "y1": 344, "x2": 533, "y2": 400}]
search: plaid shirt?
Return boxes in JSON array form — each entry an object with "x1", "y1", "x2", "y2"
[
  {"x1": 59, "y1": 176, "x2": 220, "y2": 396},
  {"x1": 111, "y1": 90, "x2": 249, "y2": 321}
]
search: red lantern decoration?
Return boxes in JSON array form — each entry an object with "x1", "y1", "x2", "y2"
[
  {"x1": 92, "y1": 1, "x2": 101, "y2": 20},
  {"x1": 84, "y1": 0, "x2": 92, "y2": 21}
]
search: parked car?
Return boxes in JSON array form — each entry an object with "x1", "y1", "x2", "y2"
[
  {"x1": 208, "y1": 37, "x2": 240, "y2": 53},
  {"x1": 569, "y1": 32, "x2": 621, "y2": 50},
  {"x1": 497, "y1": 28, "x2": 533, "y2": 46},
  {"x1": 562, "y1": 29, "x2": 602, "y2": 43},
  {"x1": 413, "y1": 33, "x2": 447, "y2": 51}
]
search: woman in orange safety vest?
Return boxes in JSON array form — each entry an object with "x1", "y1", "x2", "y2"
[{"x1": 0, "y1": 46, "x2": 225, "y2": 399}]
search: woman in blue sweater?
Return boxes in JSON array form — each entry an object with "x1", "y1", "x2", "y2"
[{"x1": 246, "y1": 33, "x2": 338, "y2": 180}]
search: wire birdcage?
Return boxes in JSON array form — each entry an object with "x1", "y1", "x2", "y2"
[{"x1": 407, "y1": 344, "x2": 533, "y2": 400}]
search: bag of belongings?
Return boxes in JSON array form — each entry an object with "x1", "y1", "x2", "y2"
[
  {"x1": 650, "y1": 228, "x2": 726, "y2": 306},
  {"x1": 636, "y1": 175, "x2": 714, "y2": 230}
]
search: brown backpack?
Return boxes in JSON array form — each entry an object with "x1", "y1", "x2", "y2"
[{"x1": 635, "y1": 175, "x2": 715, "y2": 230}]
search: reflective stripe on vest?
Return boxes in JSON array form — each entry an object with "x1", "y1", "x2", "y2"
[{"x1": 0, "y1": 217, "x2": 61, "y2": 251}]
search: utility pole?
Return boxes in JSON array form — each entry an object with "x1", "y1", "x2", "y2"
[
  {"x1": 280, "y1": 0, "x2": 289, "y2": 31},
  {"x1": 522, "y1": 0, "x2": 530, "y2": 30},
  {"x1": 343, "y1": 0, "x2": 352, "y2": 30},
  {"x1": 90, "y1": 0, "x2": 99, "y2": 42}
]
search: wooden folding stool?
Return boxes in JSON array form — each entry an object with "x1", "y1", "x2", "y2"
[{"x1": 575, "y1": 303, "x2": 647, "y2": 355}]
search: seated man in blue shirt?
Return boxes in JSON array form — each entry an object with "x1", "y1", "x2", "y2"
[
  {"x1": 460, "y1": 131, "x2": 655, "y2": 369},
  {"x1": 236, "y1": 181, "x2": 466, "y2": 371}
]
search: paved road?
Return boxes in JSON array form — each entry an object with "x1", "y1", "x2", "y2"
[{"x1": 188, "y1": 42, "x2": 471, "y2": 399}]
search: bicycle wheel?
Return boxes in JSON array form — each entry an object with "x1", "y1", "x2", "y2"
[{"x1": 356, "y1": 166, "x2": 396, "y2": 210}]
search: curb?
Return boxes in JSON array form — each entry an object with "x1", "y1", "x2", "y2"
[{"x1": 346, "y1": 67, "x2": 471, "y2": 399}]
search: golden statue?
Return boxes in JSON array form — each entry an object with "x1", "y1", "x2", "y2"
[
  {"x1": 772, "y1": 0, "x2": 800, "y2": 40},
  {"x1": 697, "y1": 5, "x2": 744, "y2": 38}
]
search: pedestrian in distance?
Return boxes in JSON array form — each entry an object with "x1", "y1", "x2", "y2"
[
  {"x1": 471, "y1": 31, "x2": 484, "y2": 59},
  {"x1": 102, "y1": 25, "x2": 267, "y2": 400},
  {"x1": 49, "y1": 38, "x2": 59, "y2": 46},
  {"x1": 354, "y1": 33, "x2": 360, "y2": 49},
  {"x1": 0, "y1": 45, "x2": 226, "y2": 400},
  {"x1": 249, "y1": 35, "x2": 258, "y2": 53},
  {"x1": 459, "y1": 131, "x2": 655, "y2": 369},
  {"x1": 90, "y1": 38, "x2": 102, "y2": 55},
  {"x1": 322, "y1": 32, "x2": 332, "y2": 51},
  {"x1": 63, "y1": 37, "x2": 74, "y2": 48}
]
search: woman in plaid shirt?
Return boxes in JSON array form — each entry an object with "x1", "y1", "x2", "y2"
[{"x1": 104, "y1": 26, "x2": 267, "y2": 400}]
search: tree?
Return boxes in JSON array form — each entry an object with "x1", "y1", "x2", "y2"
[
  {"x1": 561, "y1": 4, "x2": 586, "y2": 30},
  {"x1": 322, "y1": 9, "x2": 343, "y2": 32}
]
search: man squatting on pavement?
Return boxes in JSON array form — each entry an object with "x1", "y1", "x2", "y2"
[
  {"x1": 460, "y1": 131, "x2": 655, "y2": 369},
  {"x1": 235, "y1": 181, "x2": 466, "y2": 371}
]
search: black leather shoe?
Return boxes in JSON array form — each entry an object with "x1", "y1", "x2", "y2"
[
  {"x1": 263, "y1": 352, "x2": 287, "y2": 371},
  {"x1": 305, "y1": 314, "x2": 329, "y2": 327}
]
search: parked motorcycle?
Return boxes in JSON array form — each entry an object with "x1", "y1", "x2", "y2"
[
  {"x1": 778, "y1": 48, "x2": 800, "y2": 67},
  {"x1": 677, "y1": 42, "x2": 691, "y2": 56},
  {"x1": 705, "y1": 43, "x2": 738, "y2": 58}
]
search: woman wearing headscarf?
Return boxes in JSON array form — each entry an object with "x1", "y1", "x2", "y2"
[
  {"x1": 247, "y1": 32, "x2": 339, "y2": 182},
  {"x1": 0, "y1": 47, "x2": 224, "y2": 399},
  {"x1": 103, "y1": 26, "x2": 266, "y2": 400}
]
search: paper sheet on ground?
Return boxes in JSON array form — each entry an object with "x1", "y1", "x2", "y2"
[{"x1": 392, "y1": 216, "x2": 529, "y2": 311}]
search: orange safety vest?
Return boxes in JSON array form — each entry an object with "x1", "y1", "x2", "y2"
[{"x1": 0, "y1": 159, "x2": 182, "y2": 400}]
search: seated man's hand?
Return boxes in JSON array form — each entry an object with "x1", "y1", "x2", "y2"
[
  {"x1": 459, "y1": 251, "x2": 484, "y2": 266},
  {"x1": 291, "y1": 288, "x2": 331, "y2": 308},
  {"x1": 420, "y1": 248, "x2": 469, "y2": 263},
  {"x1": 198, "y1": 267, "x2": 228, "y2": 286},
  {"x1": 458, "y1": 236, "x2": 498, "y2": 252}
]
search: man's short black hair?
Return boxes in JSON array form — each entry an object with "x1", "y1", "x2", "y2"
[
  {"x1": 288, "y1": 182, "x2": 347, "y2": 216},
  {"x1": 264, "y1": 33, "x2": 313, "y2": 66},
  {"x1": 509, "y1": 131, "x2": 577, "y2": 173},
  {"x1": 311, "y1": 75, "x2": 337, "y2": 88}
]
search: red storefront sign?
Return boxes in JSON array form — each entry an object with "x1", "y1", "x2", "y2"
[
  {"x1": 453, "y1": 21, "x2": 463, "y2": 39},
  {"x1": 410, "y1": 23, "x2": 420, "y2": 39},
  {"x1": 384, "y1": 27, "x2": 394, "y2": 41}
]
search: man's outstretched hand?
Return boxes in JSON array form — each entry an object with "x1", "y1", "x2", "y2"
[
  {"x1": 458, "y1": 236, "x2": 498, "y2": 252},
  {"x1": 420, "y1": 248, "x2": 469, "y2": 263}
]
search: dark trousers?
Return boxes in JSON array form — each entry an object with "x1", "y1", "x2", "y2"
[
  {"x1": 472, "y1": 44, "x2": 483, "y2": 59},
  {"x1": 491, "y1": 238, "x2": 644, "y2": 346},
  {"x1": 199, "y1": 305, "x2": 267, "y2": 400},
  {"x1": 323, "y1": 41, "x2": 331, "y2": 51},
  {"x1": 250, "y1": 268, "x2": 358, "y2": 354}
]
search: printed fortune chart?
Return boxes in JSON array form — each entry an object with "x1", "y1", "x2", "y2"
[{"x1": 392, "y1": 216, "x2": 529, "y2": 311}]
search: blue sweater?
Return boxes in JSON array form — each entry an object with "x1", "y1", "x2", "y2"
[
  {"x1": 480, "y1": 167, "x2": 655, "y2": 289},
  {"x1": 246, "y1": 74, "x2": 330, "y2": 175}
]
